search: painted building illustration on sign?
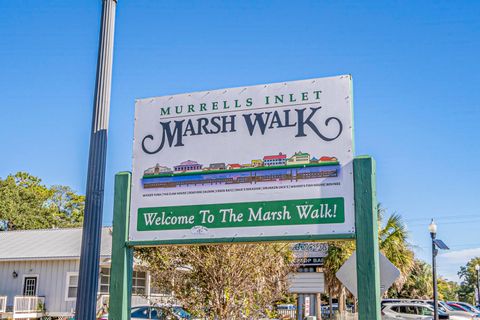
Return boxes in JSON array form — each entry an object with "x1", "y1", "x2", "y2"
[
  {"x1": 130, "y1": 75, "x2": 355, "y2": 242},
  {"x1": 208, "y1": 163, "x2": 226, "y2": 171},
  {"x1": 251, "y1": 159, "x2": 263, "y2": 167},
  {"x1": 173, "y1": 160, "x2": 203, "y2": 172},
  {"x1": 144, "y1": 163, "x2": 173, "y2": 176},
  {"x1": 263, "y1": 153, "x2": 287, "y2": 166},
  {"x1": 286, "y1": 151, "x2": 311, "y2": 165},
  {"x1": 141, "y1": 151, "x2": 339, "y2": 189}
]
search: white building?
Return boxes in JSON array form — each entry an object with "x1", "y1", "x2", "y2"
[
  {"x1": 286, "y1": 152, "x2": 311, "y2": 165},
  {"x1": 0, "y1": 228, "x2": 169, "y2": 319},
  {"x1": 144, "y1": 163, "x2": 173, "y2": 175}
]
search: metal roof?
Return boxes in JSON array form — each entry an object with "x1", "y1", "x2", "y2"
[
  {"x1": 263, "y1": 153, "x2": 287, "y2": 160},
  {"x1": 0, "y1": 227, "x2": 112, "y2": 261}
]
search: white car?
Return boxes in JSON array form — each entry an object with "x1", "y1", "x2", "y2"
[
  {"x1": 434, "y1": 301, "x2": 479, "y2": 320},
  {"x1": 382, "y1": 302, "x2": 449, "y2": 319}
]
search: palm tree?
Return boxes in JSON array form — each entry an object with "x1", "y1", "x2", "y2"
[
  {"x1": 323, "y1": 205, "x2": 414, "y2": 314},
  {"x1": 378, "y1": 209, "x2": 415, "y2": 291},
  {"x1": 393, "y1": 259, "x2": 432, "y2": 299},
  {"x1": 323, "y1": 240, "x2": 355, "y2": 314}
]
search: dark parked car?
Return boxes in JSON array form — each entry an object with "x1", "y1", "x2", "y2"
[{"x1": 98, "y1": 305, "x2": 191, "y2": 320}]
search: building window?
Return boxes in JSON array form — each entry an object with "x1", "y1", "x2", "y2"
[
  {"x1": 97, "y1": 268, "x2": 146, "y2": 295},
  {"x1": 66, "y1": 272, "x2": 78, "y2": 301},
  {"x1": 23, "y1": 276, "x2": 38, "y2": 296},
  {"x1": 132, "y1": 271, "x2": 146, "y2": 295},
  {"x1": 99, "y1": 267, "x2": 110, "y2": 294}
]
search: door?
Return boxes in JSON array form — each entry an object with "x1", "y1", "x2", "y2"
[
  {"x1": 393, "y1": 305, "x2": 419, "y2": 319},
  {"x1": 415, "y1": 306, "x2": 434, "y2": 319},
  {"x1": 23, "y1": 276, "x2": 38, "y2": 296}
]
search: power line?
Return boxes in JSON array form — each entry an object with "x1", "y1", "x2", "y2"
[
  {"x1": 406, "y1": 219, "x2": 480, "y2": 227},
  {"x1": 405, "y1": 214, "x2": 480, "y2": 222}
]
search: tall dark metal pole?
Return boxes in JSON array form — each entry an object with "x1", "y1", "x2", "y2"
[
  {"x1": 76, "y1": 0, "x2": 117, "y2": 319},
  {"x1": 431, "y1": 232, "x2": 438, "y2": 320}
]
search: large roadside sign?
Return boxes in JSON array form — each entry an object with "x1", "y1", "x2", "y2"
[{"x1": 129, "y1": 75, "x2": 354, "y2": 243}]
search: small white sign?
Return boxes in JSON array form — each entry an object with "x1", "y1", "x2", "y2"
[
  {"x1": 292, "y1": 242, "x2": 329, "y2": 258},
  {"x1": 292, "y1": 242, "x2": 328, "y2": 266},
  {"x1": 304, "y1": 296, "x2": 311, "y2": 317},
  {"x1": 288, "y1": 272, "x2": 325, "y2": 294},
  {"x1": 335, "y1": 251, "x2": 400, "y2": 297}
]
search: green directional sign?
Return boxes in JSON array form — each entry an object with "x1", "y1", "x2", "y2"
[{"x1": 137, "y1": 197, "x2": 344, "y2": 231}]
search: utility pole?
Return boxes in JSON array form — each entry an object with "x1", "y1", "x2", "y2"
[
  {"x1": 431, "y1": 230, "x2": 438, "y2": 320},
  {"x1": 428, "y1": 219, "x2": 449, "y2": 320},
  {"x1": 76, "y1": 0, "x2": 117, "y2": 319},
  {"x1": 475, "y1": 264, "x2": 480, "y2": 307}
]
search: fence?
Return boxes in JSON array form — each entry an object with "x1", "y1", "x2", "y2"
[
  {"x1": 13, "y1": 296, "x2": 45, "y2": 316},
  {"x1": 276, "y1": 308, "x2": 357, "y2": 320},
  {"x1": 96, "y1": 293, "x2": 178, "y2": 314},
  {"x1": 0, "y1": 296, "x2": 7, "y2": 313},
  {"x1": 277, "y1": 307, "x2": 296, "y2": 319}
]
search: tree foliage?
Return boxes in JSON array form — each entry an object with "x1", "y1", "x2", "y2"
[
  {"x1": 136, "y1": 243, "x2": 295, "y2": 320},
  {"x1": 438, "y1": 277, "x2": 460, "y2": 301},
  {"x1": 378, "y1": 211, "x2": 414, "y2": 290},
  {"x1": 323, "y1": 240, "x2": 355, "y2": 312},
  {"x1": 0, "y1": 172, "x2": 84, "y2": 230},
  {"x1": 457, "y1": 257, "x2": 480, "y2": 304},
  {"x1": 323, "y1": 205, "x2": 414, "y2": 312},
  {"x1": 390, "y1": 259, "x2": 432, "y2": 299}
]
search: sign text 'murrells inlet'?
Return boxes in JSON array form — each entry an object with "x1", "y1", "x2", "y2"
[
  {"x1": 141, "y1": 107, "x2": 343, "y2": 154},
  {"x1": 156, "y1": 90, "x2": 325, "y2": 117}
]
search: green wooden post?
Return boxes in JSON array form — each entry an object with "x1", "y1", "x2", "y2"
[
  {"x1": 109, "y1": 172, "x2": 133, "y2": 320},
  {"x1": 354, "y1": 156, "x2": 381, "y2": 320}
]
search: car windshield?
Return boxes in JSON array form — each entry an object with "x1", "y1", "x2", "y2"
[
  {"x1": 458, "y1": 303, "x2": 480, "y2": 313},
  {"x1": 449, "y1": 304, "x2": 465, "y2": 311},
  {"x1": 414, "y1": 306, "x2": 433, "y2": 316},
  {"x1": 439, "y1": 302, "x2": 454, "y2": 311},
  {"x1": 131, "y1": 307, "x2": 152, "y2": 319}
]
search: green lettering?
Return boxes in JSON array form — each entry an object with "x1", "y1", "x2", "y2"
[{"x1": 160, "y1": 107, "x2": 170, "y2": 116}]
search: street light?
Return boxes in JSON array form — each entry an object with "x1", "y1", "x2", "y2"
[
  {"x1": 475, "y1": 264, "x2": 480, "y2": 307},
  {"x1": 429, "y1": 219, "x2": 449, "y2": 320},
  {"x1": 429, "y1": 219, "x2": 439, "y2": 320}
]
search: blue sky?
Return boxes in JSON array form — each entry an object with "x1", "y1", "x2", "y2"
[{"x1": 0, "y1": 0, "x2": 479, "y2": 281}]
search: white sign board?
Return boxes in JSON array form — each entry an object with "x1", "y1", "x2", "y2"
[
  {"x1": 130, "y1": 75, "x2": 354, "y2": 243},
  {"x1": 335, "y1": 251, "x2": 401, "y2": 297},
  {"x1": 288, "y1": 272, "x2": 325, "y2": 294}
]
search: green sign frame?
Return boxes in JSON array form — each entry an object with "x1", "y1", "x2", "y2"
[{"x1": 108, "y1": 156, "x2": 381, "y2": 320}]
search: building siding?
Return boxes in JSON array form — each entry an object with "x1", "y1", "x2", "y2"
[{"x1": 0, "y1": 259, "x2": 79, "y2": 316}]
